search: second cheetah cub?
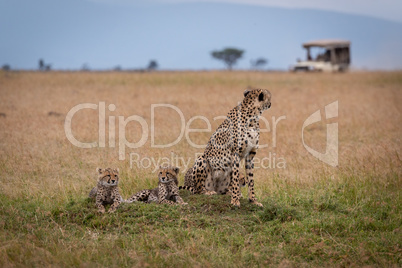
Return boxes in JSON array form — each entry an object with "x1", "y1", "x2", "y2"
[{"x1": 126, "y1": 165, "x2": 187, "y2": 205}]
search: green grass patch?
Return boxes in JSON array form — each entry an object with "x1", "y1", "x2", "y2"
[{"x1": 0, "y1": 174, "x2": 401, "y2": 267}]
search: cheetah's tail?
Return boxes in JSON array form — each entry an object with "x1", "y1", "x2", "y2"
[
  {"x1": 179, "y1": 185, "x2": 195, "y2": 194},
  {"x1": 88, "y1": 187, "x2": 97, "y2": 199}
]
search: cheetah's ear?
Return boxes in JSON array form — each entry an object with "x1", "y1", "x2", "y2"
[
  {"x1": 258, "y1": 92, "x2": 265, "y2": 102},
  {"x1": 243, "y1": 89, "x2": 251, "y2": 97},
  {"x1": 173, "y1": 167, "x2": 180, "y2": 175},
  {"x1": 96, "y1": 167, "x2": 103, "y2": 174},
  {"x1": 114, "y1": 168, "x2": 119, "y2": 174}
]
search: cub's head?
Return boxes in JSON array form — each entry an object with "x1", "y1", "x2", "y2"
[
  {"x1": 242, "y1": 88, "x2": 271, "y2": 113},
  {"x1": 96, "y1": 167, "x2": 119, "y2": 187},
  {"x1": 158, "y1": 165, "x2": 180, "y2": 185},
  {"x1": 239, "y1": 173, "x2": 247, "y2": 188}
]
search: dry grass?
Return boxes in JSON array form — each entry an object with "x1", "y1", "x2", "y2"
[
  {"x1": 0, "y1": 71, "x2": 400, "y2": 200},
  {"x1": 0, "y1": 70, "x2": 401, "y2": 266}
]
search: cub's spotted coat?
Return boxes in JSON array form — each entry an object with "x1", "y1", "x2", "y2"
[
  {"x1": 202, "y1": 166, "x2": 247, "y2": 195},
  {"x1": 89, "y1": 168, "x2": 123, "y2": 213},
  {"x1": 126, "y1": 166, "x2": 187, "y2": 205}
]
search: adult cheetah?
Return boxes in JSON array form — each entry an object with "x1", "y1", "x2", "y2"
[{"x1": 180, "y1": 88, "x2": 271, "y2": 207}]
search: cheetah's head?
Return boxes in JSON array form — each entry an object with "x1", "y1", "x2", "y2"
[
  {"x1": 242, "y1": 88, "x2": 272, "y2": 113},
  {"x1": 96, "y1": 167, "x2": 119, "y2": 187},
  {"x1": 158, "y1": 165, "x2": 180, "y2": 185}
]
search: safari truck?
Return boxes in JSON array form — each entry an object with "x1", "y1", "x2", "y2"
[{"x1": 290, "y1": 39, "x2": 351, "y2": 72}]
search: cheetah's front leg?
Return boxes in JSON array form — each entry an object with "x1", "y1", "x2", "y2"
[
  {"x1": 170, "y1": 184, "x2": 188, "y2": 205},
  {"x1": 246, "y1": 150, "x2": 263, "y2": 207},
  {"x1": 108, "y1": 188, "x2": 121, "y2": 213},
  {"x1": 230, "y1": 153, "x2": 241, "y2": 207},
  {"x1": 158, "y1": 184, "x2": 177, "y2": 205},
  {"x1": 159, "y1": 199, "x2": 177, "y2": 205},
  {"x1": 95, "y1": 194, "x2": 106, "y2": 214}
]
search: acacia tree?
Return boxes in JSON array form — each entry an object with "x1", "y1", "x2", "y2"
[
  {"x1": 2, "y1": 64, "x2": 11, "y2": 71},
  {"x1": 147, "y1": 60, "x2": 158, "y2": 71},
  {"x1": 211, "y1": 48, "x2": 244, "y2": 70},
  {"x1": 251, "y1": 58, "x2": 268, "y2": 70}
]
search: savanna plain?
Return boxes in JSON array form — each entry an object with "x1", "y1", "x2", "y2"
[{"x1": 0, "y1": 71, "x2": 401, "y2": 267}]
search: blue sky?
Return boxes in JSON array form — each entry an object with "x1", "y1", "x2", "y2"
[
  {"x1": 1, "y1": 0, "x2": 402, "y2": 70},
  {"x1": 87, "y1": 0, "x2": 402, "y2": 23}
]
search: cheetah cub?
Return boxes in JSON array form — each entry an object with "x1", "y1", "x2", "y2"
[
  {"x1": 126, "y1": 165, "x2": 187, "y2": 205},
  {"x1": 89, "y1": 168, "x2": 123, "y2": 213}
]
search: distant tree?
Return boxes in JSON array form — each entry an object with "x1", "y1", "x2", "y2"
[
  {"x1": 147, "y1": 60, "x2": 158, "y2": 71},
  {"x1": 81, "y1": 63, "x2": 90, "y2": 71},
  {"x1": 2, "y1": 64, "x2": 11, "y2": 71},
  {"x1": 251, "y1": 58, "x2": 268, "y2": 70},
  {"x1": 211, "y1": 48, "x2": 244, "y2": 70},
  {"x1": 38, "y1": 59, "x2": 51, "y2": 71},
  {"x1": 114, "y1": 65, "x2": 122, "y2": 71},
  {"x1": 38, "y1": 59, "x2": 45, "y2": 71}
]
